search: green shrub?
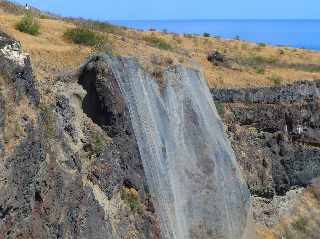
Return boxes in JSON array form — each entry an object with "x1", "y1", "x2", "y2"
[
  {"x1": 203, "y1": 32, "x2": 210, "y2": 37},
  {"x1": 15, "y1": 14, "x2": 40, "y2": 35},
  {"x1": 121, "y1": 187, "x2": 142, "y2": 214},
  {"x1": 64, "y1": 28, "x2": 103, "y2": 46},
  {"x1": 80, "y1": 20, "x2": 117, "y2": 33},
  {"x1": 39, "y1": 13, "x2": 50, "y2": 19},
  {"x1": 215, "y1": 102, "x2": 225, "y2": 117},
  {"x1": 183, "y1": 33, "x2": 194, "y2": 38},
  {"x1": 143, "y1": 35, "x2": 172, "y2": 50},
  {"x1": 90, "y1": 131, "x2": 105, "y2": 156},
  {"x1": 258, "y1": 42, "x2": 266, "y2": 47},
  {"x1": 83, "y1": 130, "x2": 106, "y2": 158}
]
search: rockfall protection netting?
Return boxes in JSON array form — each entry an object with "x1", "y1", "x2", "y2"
[{"x1": 102, "y1": 55, "x2": 253, "y2": 239}]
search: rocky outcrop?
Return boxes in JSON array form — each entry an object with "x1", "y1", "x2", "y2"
[
  {"x1": 207, "y1": 51, "x2": 225, "y2": 66},
  {"x1": 212, "y1": 81, "x2": 320, "y2": 227},
  {"x1": 0, "y1": 33, "x2": 159, "y2": 238},
  {"x1": 0, "y1": 32, "x2": 39, "y2": 105},
  {"x1": 1, "y1": 30, "x2": 319, "y2": 238}
]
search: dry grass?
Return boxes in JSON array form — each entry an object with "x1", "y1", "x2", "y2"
[
  {"x1": 256, "y1": 183, "x2": 320, "y2": 239},
  {"x1": 1, "y1": 10, "x2": 320, "y2": 89},
  {"x1": 0, "y1": 13, "x2": 90, "y2": 81}
]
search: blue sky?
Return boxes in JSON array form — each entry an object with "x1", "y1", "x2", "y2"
[{"x1": 14, "y1": 0, "x2": 320, "y2": 20}]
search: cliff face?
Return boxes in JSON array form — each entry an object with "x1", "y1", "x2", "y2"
[
  {"x1": 212, "y1": 82, "x2": 320, "y2": 234},
  {"x1": 0, "y1": 33, "x2": 159, "y2": 239},
  {"x1": 0, "y1": 32, "x2": 319, "y2": 239},
  {"x1": 212, "y1": 81, "x2": 320, "y2": 197}
]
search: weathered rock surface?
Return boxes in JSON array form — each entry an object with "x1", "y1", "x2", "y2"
[
  {"x1": 0, "y1": 33, "x2": 159, "y2": 239},
  {"x1": 1, "y1": 30, "x2": 320, "y2": 238},
  {"x1": 212, "y1": 81, "x2": 320, "y2": 227}
]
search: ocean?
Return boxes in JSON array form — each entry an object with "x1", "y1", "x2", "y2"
[{"x1": 111, "y1": 20, "x2": 320, "y2": 51}]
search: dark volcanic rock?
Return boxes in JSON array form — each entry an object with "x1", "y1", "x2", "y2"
[
  {"x1": 207, "y1": 50, "x2": 225, "y2": 65},
  {"x1": 0, "y1": 33, "x2": 158, "y2": 238},
  {"x1": 78, "y1": 55, "x2": 148, "y2": 200},
  {"x1": 0, "y1": 31, "x2": 39, "y2": 105},
  {"x1": 212, "y1": 80, "x2": 320, "y2": 197}
]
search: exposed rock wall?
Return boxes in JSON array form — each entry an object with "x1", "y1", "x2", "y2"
[
  {"x1": 1, "y1": 31, "x2": 319, "y2": 238},
  {"x1": 0, "y1": 33, "x2": 159, "y2": 238},
  {"x1": 212, "y1": 81, "x2": 320, "y2": 228}
]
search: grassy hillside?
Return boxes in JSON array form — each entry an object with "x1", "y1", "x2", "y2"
[{"x1": 1, "y1": 3, "x2": 320, "y2": 88}]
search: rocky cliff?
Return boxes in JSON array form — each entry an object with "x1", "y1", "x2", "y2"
[
  {"x1": 212, "y1": 82, "x2": 320, "y2": 235},
  {"x1": 0, "y1": 32, "x2": 159, "y2": 239},
  {"x1": 0, "y1": 32, "x2": 319, "y2": 239}
]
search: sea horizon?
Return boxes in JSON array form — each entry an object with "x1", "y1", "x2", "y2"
[{"x1": 110, "y1": 19, "x2": 320, "y2": 50}]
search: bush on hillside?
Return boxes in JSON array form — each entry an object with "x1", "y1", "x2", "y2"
[
  {"x1": 79, "y1": 20, "x2": 117, "y2": 33},
  {"x1": 64, "y1": 28, "x2": 103, "y2": 46},
  {"x1": 143, "y1": 35, "x2": 172, "y2": 50},
  {"x1": 15, "y1": 14, "x2": 40, "y2": 35},
  {"x1": 203, "y1": 32, "x2": 210, "y2": 37}
]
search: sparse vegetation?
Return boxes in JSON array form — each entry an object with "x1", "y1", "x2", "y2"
[
  {"x1": 64, "y1": 27, "x2": 103, "y2": 46},
  {"x1": 15, "y1": 14, "x2": 40, "y2": 35},
  {"x1": 269, "y1": 74, "x2": 282, "y2": 85},
  {"x1": 255, "y1": 55, "x2": 278, "y2": 64},
  {"x1": 203, "y1": 32, "x2": 210, "y2": 37},
  {"x1": 40, "y1": 104, "x2": 56, "y2": 139},
  {"x1": 2, "y1": 4, "x2": 320, "y2": 89},
  {"x1": 78, "y1": 20, "x2": 118, "y2": 33},
  {"x1": 121, "y1": 187, "x2": 143, "y2": 213},
  {"x1": 172, "y1": 35, "x2": 182, "y2": 44},
  {"x1": 242, "y1": 55, "x2": 278, "y2": 67},
  {"x1": 92, "y1": 133, "x2": 104, "y2": 154},
  {"x1": 215, "y1": 102, "x2": 225, "y2": 117},
  {"x1": 183, "y1": 33, "x2": 194, "y2": 38},
  {"x1": 91, "y1": 35, "x2": 113, "y2": 54},
  {"x1": 39, "y1": 13, "x2": 50, "y2": 19},
  {"x1": 292, "y1": 217, "x2": 308, "y2": 234},
  {"x1": 143, "y1": 34, "x2": 172, "y2": 50},
  {"x1": 255, "y1": 67, "x2": 265, "y2": 74},
  {"x1": 88, "y1": 131, "x2": 105, "y2": 157}
]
